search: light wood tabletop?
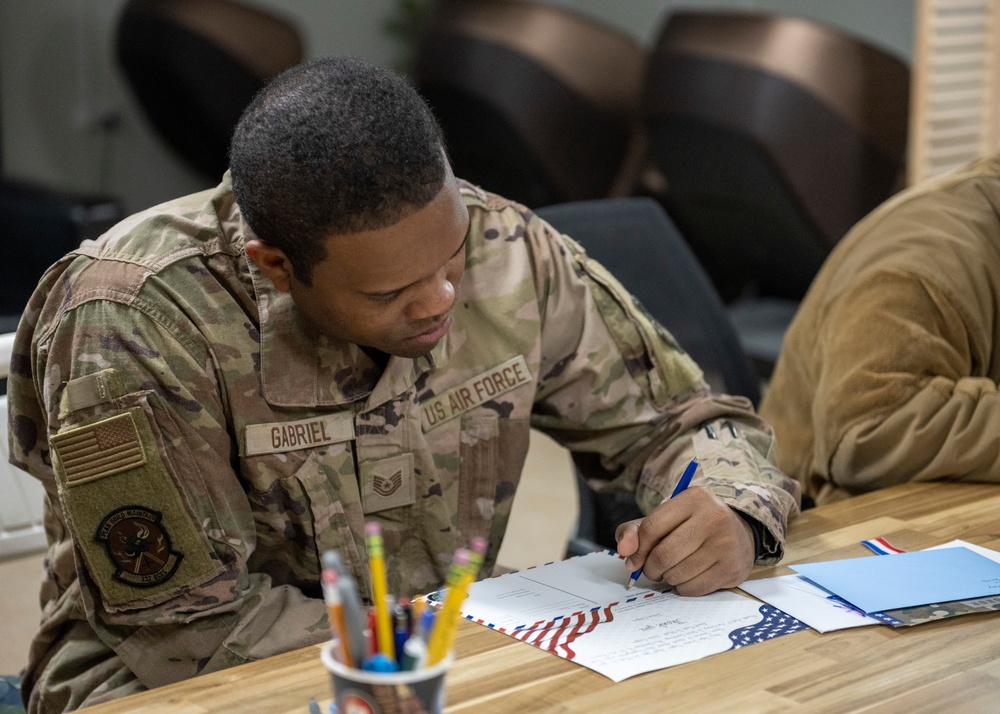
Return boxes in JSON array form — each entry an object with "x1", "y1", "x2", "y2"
[{"x1": 84, "y1": 482, "x2": 1000, "y2": 713}]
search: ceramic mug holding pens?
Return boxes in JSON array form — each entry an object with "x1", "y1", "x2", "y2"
[{"x1": 321, "y1": 640, "x2": 453, "y2": 714}]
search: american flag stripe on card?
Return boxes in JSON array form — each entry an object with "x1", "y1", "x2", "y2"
[{"x1": 510, "y1": 604, "x2": 617, "y2": 661}]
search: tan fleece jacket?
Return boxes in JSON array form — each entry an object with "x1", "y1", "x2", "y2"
[{"x1": 761, "y1": 153, "x2": 1000, "y2": 504}]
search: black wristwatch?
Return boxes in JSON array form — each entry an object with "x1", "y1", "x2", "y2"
[{"x1": 733, "y1": 509, "x2": 769, "y2": 561}]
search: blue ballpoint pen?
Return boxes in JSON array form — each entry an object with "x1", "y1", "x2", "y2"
[{"x1": 626, "y1": 457, "x2": 699, "y2": 590}]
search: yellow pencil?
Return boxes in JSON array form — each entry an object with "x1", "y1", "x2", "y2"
[
  {"x1": 425, "y1": 548, "x2": 473, "y2": 666},
  {"x1": 468, "y1": 536, "x2": 488, "y2": 576},
  {"x1": 365, "y1": 521, "x2": 395, "y2": 661}
]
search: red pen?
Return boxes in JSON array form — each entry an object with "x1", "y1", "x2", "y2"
[{"x1": 366, "y1": 608, "x2": 378, "y2": 657}]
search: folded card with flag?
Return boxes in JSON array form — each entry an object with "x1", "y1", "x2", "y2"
[{"x1": 456, "y1": 550, "x2": 807, "y2": 682}]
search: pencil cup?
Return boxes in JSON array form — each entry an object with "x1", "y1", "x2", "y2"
[{"x1": 320, "y1": 640, "x2": 453, "y2": 714}]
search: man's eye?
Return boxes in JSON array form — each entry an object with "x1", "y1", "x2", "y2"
[{"x1": 370, "y1": 292, "x2": 400, "y2": 305}]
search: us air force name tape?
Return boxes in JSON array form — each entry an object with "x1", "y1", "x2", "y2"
[{"x1": 420, "y1": 355, "x2": 531, "y2": 431}]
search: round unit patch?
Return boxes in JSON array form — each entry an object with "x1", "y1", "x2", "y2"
[{"x1": 95, "y1": 505, "x2": 183, "y2": 587}]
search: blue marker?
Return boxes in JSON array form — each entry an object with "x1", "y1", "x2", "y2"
[
  {"x1": 393, "y1": 599, "x2": 410, "y2": 665},
  {"x1": 626, "y1": 457, "x2": 699, "y2": 590},
  {"x1": 420, "y1": 603, "x2": 437, "y2": 639}
]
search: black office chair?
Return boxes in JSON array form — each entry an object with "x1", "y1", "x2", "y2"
[
  {"x1": 115, "y1": 0, "x2": 304, "y2": 183},
  {"x1": 535, "y1": 197, "x2": 761, "y2": 555},
  {"x1": 643, "y1": 11, "x2": 909, "y2": 373},
  {"x1": 0, "y1": 87, "x2": 123, "y2": 335},
  {"x1": 414, "y1": 0, "x2": 645, "y2": 208},
  {"x1": 0, "y1": 183, "x2": 122, "y2": 334}
]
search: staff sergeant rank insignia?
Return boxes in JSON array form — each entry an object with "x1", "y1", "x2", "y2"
[{"x1": 96, "y1": 506, "x2": 183, "y2": 587}]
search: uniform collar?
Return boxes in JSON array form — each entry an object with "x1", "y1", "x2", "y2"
[{"x1": 238, "y1": 220, "x2": 449, "y2": 409}]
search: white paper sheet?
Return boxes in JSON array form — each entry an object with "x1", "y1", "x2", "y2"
[
  {"x1": 738, "y1": 575, "x2": 881, "y2": 632},
  {"x1": 931, "y1": 539, "x2": 1000, "y2": 563}
]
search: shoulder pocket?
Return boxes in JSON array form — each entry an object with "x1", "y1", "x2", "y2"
[{"x1": 564, "y1": 236, "x2": 703, "y2": 408}]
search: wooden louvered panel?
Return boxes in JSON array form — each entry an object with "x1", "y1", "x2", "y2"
[{"x1": 908, "y1": 0, "x2": 1000, "y2": 184}]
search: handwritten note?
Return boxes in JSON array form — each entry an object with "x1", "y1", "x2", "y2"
[{"x1": 458, "y1": 550, "x2": 659, "y2": 630}]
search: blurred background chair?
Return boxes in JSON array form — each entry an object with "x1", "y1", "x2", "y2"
[
  {"x1": 643, "y1": 10, "x2": 909, "y2": 374},
  {"x1": 0, "y1": 183, "x2": 122, "y2": 334},
  {"x1": 413, "y1": 0, "x2": 645, "y2": 208},
  {"x1": 535, "y1": 197, "x2": 760, "y2": 556},
  {"x1": 115, "y1": 0, "x2": 304, "y2": 183},
  {"x1": 0, "y1": 80, "x2": 123, "y2": 333}
]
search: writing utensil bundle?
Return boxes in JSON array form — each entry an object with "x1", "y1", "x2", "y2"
[{"x1": 321, "y1": 524, "x2": 487, "y2": 673}]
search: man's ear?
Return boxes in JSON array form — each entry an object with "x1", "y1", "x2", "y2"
[{"x1": 245, "y1": 239, "x2": 294, "y2": 293}]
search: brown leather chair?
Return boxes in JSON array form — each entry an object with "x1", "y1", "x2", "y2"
[
  {"x1": 413, "y1": 0, "x2": 645, "y2": 208},
  {"x1": 116, "y1": 0, "x2": 304, "y2": 182},
  {"x1": 643, "y1": 11, "x2": 909, "y2": 303}
]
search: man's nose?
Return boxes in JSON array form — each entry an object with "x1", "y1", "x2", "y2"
[{"x1": 406, "y1": 269, "x2": 455, "y2": 321}]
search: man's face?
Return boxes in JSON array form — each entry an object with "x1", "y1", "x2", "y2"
[{"x1": 285, "y1": 178, "x2": 470, "y2": 359}]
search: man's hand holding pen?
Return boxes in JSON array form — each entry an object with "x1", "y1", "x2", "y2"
[{"x1": 615, "y1": 459, "x2": 756, "y2": 596}]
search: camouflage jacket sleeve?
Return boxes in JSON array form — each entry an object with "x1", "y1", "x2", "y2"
[
  {"x1": 8, "y1": 272, "x2": 329, "y2": 710},
  {"x1": 525, "y1": 218, "x2": 801, "y2": 563}
]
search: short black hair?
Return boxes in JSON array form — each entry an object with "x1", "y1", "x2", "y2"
[{"x1": 230, "y1": 56, "x2": 447, "y2": 285}]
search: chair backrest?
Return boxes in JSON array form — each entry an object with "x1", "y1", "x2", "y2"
[
  {"x1": 414, "y1": 0, "x2": 645, "y2": 208},
  {"x1": 116, "y1": 0, "x2": 304, "y2": 182},
  {"x1": 535, "y1": 197, "x2": 761, "y2": 405},
  {"x1": 643, "y1": 10, "x2": 909, "y2": 302},
  {"x1": 0, "y1": 182, "x2": 123, "y2": 324},
  {"x1": 0, "y1": 332, "x2": 47, "y2": 561},
  {"x1": 535, "y1": 198, "x2": 761, "y2": 556}
]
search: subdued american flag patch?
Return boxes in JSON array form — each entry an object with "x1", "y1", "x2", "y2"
[{"x1": 51, "y1": 412, "x2": 147, "y2": 485}]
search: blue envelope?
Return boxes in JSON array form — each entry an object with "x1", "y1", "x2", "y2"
[{"x1": 790, "y1": 547, "x2": 1000, "y2": 615}]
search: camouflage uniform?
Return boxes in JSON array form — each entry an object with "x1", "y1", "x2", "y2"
[{"x1": 7, "y1": 176, "x2": 799, "y2": 712}]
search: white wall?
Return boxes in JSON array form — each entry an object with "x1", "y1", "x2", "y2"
[
  {"x1": 0, "y1": 0, "x2": 400, "y2": 213},
  {"x1": 0, "y1": 0, "x2": 914, "y2": 216},
  {"x1": 553, "y1": 0, "x2": 914, "y2": 58}
]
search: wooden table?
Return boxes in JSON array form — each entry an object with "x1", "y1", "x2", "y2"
[{"x1": 84, "y1": 482, "x2": 1000, "y2": 713}]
